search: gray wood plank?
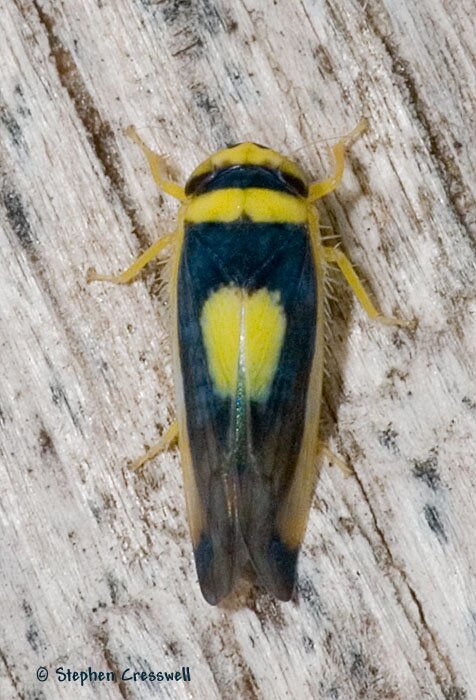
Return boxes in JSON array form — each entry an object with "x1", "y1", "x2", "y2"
[{"x1": 1, "y1": 1, "x2": 474, "y2": 698}]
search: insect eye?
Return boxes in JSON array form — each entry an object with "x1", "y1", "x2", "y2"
[
  {"x1": 184, "y1": 171, "x2": 211, "y2": 196},
  {"x1": 279, "y1": 171, "x2": 308, "y2": 197}
]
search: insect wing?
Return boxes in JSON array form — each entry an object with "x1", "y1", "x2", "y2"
[{"x1": 176, "y1": 216, "x2": 319, "y2": 603}]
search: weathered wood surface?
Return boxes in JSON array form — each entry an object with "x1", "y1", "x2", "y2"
[{"x1": 1, "y1": 0, "x2": 475, "y2": 698}]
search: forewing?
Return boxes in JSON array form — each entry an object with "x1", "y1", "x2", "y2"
[
  {"x1": 176, "y1": 220, "x2": 320, "y2": 603},
  {"x1": 176, "y1": 227, "x2": 247, "y2": 604},
  {"x1": 238, "y1": 224, "x2": 320, "y2": 600}
]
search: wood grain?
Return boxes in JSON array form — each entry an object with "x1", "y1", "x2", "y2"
[{"x1": 1, "y1": 0, "x2": 474, "y2": 698}]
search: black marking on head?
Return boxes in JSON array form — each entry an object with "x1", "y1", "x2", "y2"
[
  {"x1": 280, "y1": 170, "x2": 308, "y2": 197},
  {"x1": 424, "y1": 504, "x2": 447, "y2": 544},
  {"x1": 225, "y1": 141, "x2": 267, "y2": 149},
  {"x1": 184, "y1": 170, "x2": 211, "y2": 196},
  {"x1": 185, "y1": 164, "x2": 307, "y2": 197}
]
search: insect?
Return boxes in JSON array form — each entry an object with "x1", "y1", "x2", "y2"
[{"x1": 88, "y1": 121, "x2": 411, "y2": 604}]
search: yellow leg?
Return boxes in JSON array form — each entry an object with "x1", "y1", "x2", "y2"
[
  {"x1": 130, "y1": 420, "x2": 179, "y2": 471},
  {"x1": 308, "y1": 118, "x2": 367, "y2": 202},
  {"x1": 323, "y1": 246, "x2": 414, "y2": 328},
  {"x1": 87, "y1": 233, "x2": 175, "y2": 284},
  {"x1": 318, "y1": 442, "x2": 353, "y2": 478},
  {"x1": 125, "y1": 126, "x2": 187, "y2": 202}
]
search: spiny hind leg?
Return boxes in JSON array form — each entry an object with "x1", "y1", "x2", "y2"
[
  {"x1": 308, "y1": 118, "x2": 367, "y2": 202},
  {"x1": 87, "y1": 232, "x2": 176, "y2": 285},
  {"x1": 323, "y1": 246, "x2": 414, "y2": 328},
  {"x1": 130, "y1": 420, "x2": 179, "y2": 471}
]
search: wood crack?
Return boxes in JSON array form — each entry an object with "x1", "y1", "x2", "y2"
[
  {"x1": 31, "y1": 0, "x2": 150, "y2": 252},
  {"x1": 0, "y1": 648, "x2": 25, "y2": 700},
  {"x1": 363, "y1": 7, "x2": 474, "y2": 250},
  {"x1": 349, "y1": 468, "x2": 466, "y2": 699},
  {"x1": 95, "y1": 629, "x2": 129, "y2": 699}
]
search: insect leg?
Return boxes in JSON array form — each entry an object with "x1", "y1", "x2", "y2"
[
  {"x1": 125, "y1": 126, "x2": 186, "y2": 202},
  {"x1": 317, "y1": 443, "x2": 353, "y2": 477},
  {"x1": 323, "y1": 246, "x2": 414, "y2": 328},
  {"x1": 308, "y1": 119, "x2": 367, "y2": 201},
  {"x1": 87, "y1": 233, "x2": 176, "y2": 284},
  {"x1": 130, "y1": 420, "x2": 179, "y2": 471}
]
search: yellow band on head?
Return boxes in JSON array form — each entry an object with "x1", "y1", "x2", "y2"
[{"x1": 186, "y1": 142, "x2": 307, "y2": 191}]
